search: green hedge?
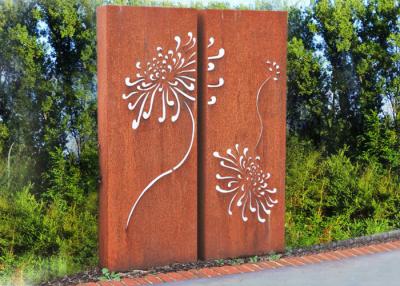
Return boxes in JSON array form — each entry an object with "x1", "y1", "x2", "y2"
[{"x1": 286, "y1": 137, "x2": 400, "y2": 248}]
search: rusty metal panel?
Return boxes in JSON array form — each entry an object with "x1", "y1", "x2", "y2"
[
  {"x1": 97, "y1": 6, "x2": 198, "y2": 270},
  {"x1": 199, "y1": 10, "x2": 287, "y2": 260}
]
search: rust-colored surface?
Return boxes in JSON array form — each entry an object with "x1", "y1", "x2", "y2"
[
  {"x1": 97, "y1": 6, "x2": 198, "y2": 270},
  {"x1": 198, "y1": 10, "x2": 288, "y2": 260},
  {"x1": 98, "y1": 6, "x2": 287, "y2": 269}
]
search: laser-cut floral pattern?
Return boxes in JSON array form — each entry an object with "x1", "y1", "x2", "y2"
[
  {"x1": 207, "y1": 37, "x2": 225, "y2": 105},
  {"x1": 123, "y1": 32, "x2": 197, "y2": 229},
  {"x1": 123, "y1": 32, "x2": 197, "y2": 129},
  {"x1": 213, "y1": 144, "x2": 278, "y2": 223},
  {"x1": 213, "y1": 60, "x2": 281, "y2": 223}
]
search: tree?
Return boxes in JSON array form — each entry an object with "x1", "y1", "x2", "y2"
[{"x1": 286, "y1": 0, "x2": 400, "y2": 170}]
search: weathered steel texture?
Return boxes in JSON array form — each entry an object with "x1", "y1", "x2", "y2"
[
  {"x1": 98, "y1": 6, "x2": 287, "y2": 270},
  {"x1": 97, "y1": 6, "x2": 198, "y2": 271},
  {"x1": 198, "y1": 10, "x2": 288, "y2": 260}
]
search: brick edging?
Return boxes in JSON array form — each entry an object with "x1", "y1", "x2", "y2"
[{"x1": 78, "y1": 240, "x2": 400, "y2": 286}]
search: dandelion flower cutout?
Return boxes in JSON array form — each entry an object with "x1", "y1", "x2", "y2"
[
  {"x1": 123, "y1": 32, "x2": 197, "y2": 229},
  {"x1": 122, "y1": 32, "x2": 197, "y2": 130},
  {"x1": 213, "y1": 60, "x2": 281, "y2": 224},
  {"x1": 213, "y1": 144, "x2": 278, "y2": 223},
  {"x1": 255, "y1": 60, "x2": 281, "y2": 148}
]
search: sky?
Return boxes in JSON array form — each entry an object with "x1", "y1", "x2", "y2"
[{"x1": 172, "y1": 0, "x2": 310, "y2": 8}]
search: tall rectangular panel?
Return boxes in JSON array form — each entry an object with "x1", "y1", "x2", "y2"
[
  {"x1": 199, "y1": 10, "x2": 287, "y2": 260},
  {"x1": 97, "y1": 6, "x2": 198, "y2": 270}
]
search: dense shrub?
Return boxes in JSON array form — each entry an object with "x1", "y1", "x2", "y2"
[
  {"x1": 286, "y1": 137, "x2": 400, "y2": 247},
  {"x1": 0, "y1": 151, "x2": 98, "y2": 285}
]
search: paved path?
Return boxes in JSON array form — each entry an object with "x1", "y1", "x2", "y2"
[
  {"x1": 168, "y1": 249, "x2": 400, "y2": 286},
  {"x1": 77, "y1": 241, "x2": 400, "y2": 285}
]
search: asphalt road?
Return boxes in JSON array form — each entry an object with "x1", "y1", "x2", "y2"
[{"x1": 168, "y1": 249, "x2": 400, "y2": 286}]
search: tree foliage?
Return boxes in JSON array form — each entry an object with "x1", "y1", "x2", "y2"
[
  {"x1": 288, "y1": 0, "x2": 400, "y2": 167},
  {"x1": 0, "y1": 0, "x2": 99, "y2": 283}
]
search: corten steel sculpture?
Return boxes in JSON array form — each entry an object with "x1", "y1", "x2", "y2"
[
  {"x1": 97, "y1": 6, "x2": 287, "y2": 270},
  {"x1": 198, "y1": 10, "x2": 287, "y2": 260},
  {"x1": 97, "y1": 6, "x2": 198, "y2": 270}
]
